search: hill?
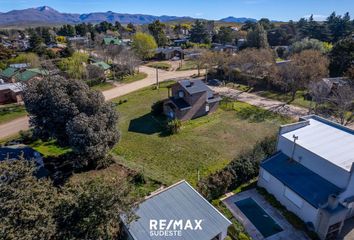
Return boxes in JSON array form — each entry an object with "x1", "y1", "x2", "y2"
[{"x1": 219, "y1": 16, "x2": 257, "y2": 23}]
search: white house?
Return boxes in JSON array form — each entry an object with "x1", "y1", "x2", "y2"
[{"x1": 258, "y1": 115, "x2": 354, "y2": 240}]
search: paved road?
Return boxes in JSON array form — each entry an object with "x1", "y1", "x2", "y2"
[{"x1": 0, "y1": 66, "x2": 200, "y2": 139}]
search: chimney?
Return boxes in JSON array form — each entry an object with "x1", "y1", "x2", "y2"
[{"x1": 327, "y1": 194, "x2": 339, "y2": 210}]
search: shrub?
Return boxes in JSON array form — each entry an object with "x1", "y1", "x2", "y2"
[
  {"x1": 151, "y1": 100, "x2": 164, "y2": 116},
  {"x1": 167, "y1": 119, "x2": 182, "y2": 134},
  {"x1": 197, "y1": 135, "x2": 277, "y2": 200}
]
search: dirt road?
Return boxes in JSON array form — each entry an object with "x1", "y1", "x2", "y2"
[{"x1": 0, "y1": 66, "x2": 200, "y2": 139}]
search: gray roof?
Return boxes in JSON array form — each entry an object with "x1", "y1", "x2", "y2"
[
  {"x1": 156, "y1": 47, "x2": 183, "y2": 54},
  {"x1": 125, "y1": 180, "x2": 231, "y2": 240},
  {"x1": 261, "y1": 151, "x2": 343, "y2": 208},
  {"x1": 179, "y1": 80, "x2": 211, "y2": 95},
  {"x1": 0, "y1": 83, "x2": 23, "y2": 93},
  {"x1": 9, "y1": 63, "x2": 30, "y2": 69},
  {"x1": 281, "y1": 115, "x2": 354, "y2": 171}
]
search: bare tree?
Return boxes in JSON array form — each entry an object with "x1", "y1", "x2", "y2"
[
  {"x1": 278, "y1": 50, "x2": 329, "y2": 101},
  {"x1": 329, "y1": 85, "x2": 354, "y2": 126}
]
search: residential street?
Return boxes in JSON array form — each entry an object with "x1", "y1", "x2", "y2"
[{"x1": 0, "y1": 66, "x2": 200, "y2": 139}]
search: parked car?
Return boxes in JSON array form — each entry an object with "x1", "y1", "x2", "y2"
[
  {"x1": 207, "y1": 79, "x2": 222, "y2": 86},
  {"x1": 171, "y1": 56, "x2": 180, "y2": 61}
]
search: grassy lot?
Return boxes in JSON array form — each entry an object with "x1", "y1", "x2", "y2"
[
  {"x1": 258, "y1": 90, "x2": 311, "y2": 108},
  {"x1": 177, "y1": 60, "x2": 198, "y2": 71},
  {"x1": 121, "y1": 72, "x2": 148, "y2": 83},
  {"x1": 0, "y1": 104, "x2": 27, "y2": 125},
  {"x1": 111, "y1": 81, "x2": 288, "y2": 186},
  {"x1": 30, "y1": 139, "x2": 71, "y2": 158},
  {"x1": 146, "y1": 62, "x2": 172, "y2": 70},
  {"x1": 91, "y1": 82, "x2": 115, "y2": 91}
]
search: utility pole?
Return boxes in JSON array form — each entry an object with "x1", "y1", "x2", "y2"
[{"x1": 156, "y1": 67, "x2": 159, "y2": 90}]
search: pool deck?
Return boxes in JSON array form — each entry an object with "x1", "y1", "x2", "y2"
[{"x1": 222, "y1": 188, "x2": 309, "y2": 240}]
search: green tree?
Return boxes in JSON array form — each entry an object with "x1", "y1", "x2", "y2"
[
  {"x1": 131, "y1": 32, "x2": 157, "y2": 60},
  {"x1": 55, "y1": 179, "x2": 134, "y2": 239},
  {"x1": 8, "y1": 53, "x2": 40, "y2": 67},
  {"x1": 23, "y1": 76, "x2": 120, "y2": 168},
  {"x1": 190, "y1": 20, "x2": 211, "y2": 44},
  {"x1": 0, "y1": 160, "x2": 58, "y2": 240},
  {"x1": 29, "y1": 32, "x2": 43, "y2": 51},
  {"x1": 148, "y1": 20, "x2": 168, "y2": 46},
  {"x1": 329, "y1": 37, "x2": 354, "y2": 76},
  {"x1": 246, "y1": 23, "x2": 269, "y2": 49},
  {"x1": 327, "y1": 12, "x2": 353, "y2": 42},
  {"x1": 290, "y1": 38, "x2": 327, "y2": 54},
  {"x1": 212, "y1": 26, "x2": 236, "y2": 44},
  {"x1": 58, "y1": 52, "x2": 89, "y2": 79}
]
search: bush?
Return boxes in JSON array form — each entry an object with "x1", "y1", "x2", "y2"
[
  {"x1": 197, "y1": 135, "x2": 277, "y2": 200},
  {"x1": 151, "y1": 100, "x2": 164, "y2": 116},
  {"x1": 167, "y1": 119, "x2": 182, "y2": 134},
  {"x1": 18, "y1": 130, "x2": 34, "y2": 144}
]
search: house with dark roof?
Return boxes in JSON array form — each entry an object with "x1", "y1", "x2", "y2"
[
  {"x1": 155, "y1": 47, "x2": 184, "y2": 60},
  {"x1": 258, "y1": 115, "x2": 354, "y2": 239},
  {"x1": 122, "y1": 180, "x2": 231, "y2": 240},
  {"x1": 163, "y1": 80, "x2": 221, "y2": 121}
]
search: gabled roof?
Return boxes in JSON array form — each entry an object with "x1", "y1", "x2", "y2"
[
  {"x1": 14, "y1": 68, "x2": 49, "y2": 82},
  {"x1": 0, "y1": 67, "x2": 19, "y2": 78},
  {"x1": 179, "y1": 79, "x2": 211, "y2": 95},
  {"x1": 280, "y1": 115, "x2": 354, "y2": 171},
  {"x1": 103, "y1": 37, "x2": 122, "y2": 45},
  {"x1": 124, "y1": 180, "x2": 231, "y2": 240},
  {"x1": 261, "y1": 151, "x2": 343, "y2": 208},
  {"x1": 92, "y1": 61, "x2": 111, "y2": 71}
]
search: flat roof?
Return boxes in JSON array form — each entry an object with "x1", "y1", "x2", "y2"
[
  {"x1": 261, "y1": 152, "x2": 343, "y2": 208},
  {"x1": 125, "y1": 180, "x2": 231, "y2": 240},
  {"x1": 281, "y1": 115, "x2": 354, "y2": 171}
]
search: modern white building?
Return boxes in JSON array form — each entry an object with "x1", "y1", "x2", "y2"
[{"x1": 258, "y1": 115, "x2": 354, "y2": 240}]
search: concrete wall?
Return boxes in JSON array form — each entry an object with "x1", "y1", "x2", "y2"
[
  {"x1": 277, "y1": 136, "x2": 349, "y2": 188},
  {"x1": 258, "y1": 168, "x2": 319, "y2": 226}
]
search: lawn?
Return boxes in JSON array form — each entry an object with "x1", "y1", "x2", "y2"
[
  {"x1": 111, "y1": 81, "x2": 288, "y2": 186},
  {"x1": 177, "y1": 60, "x2": 198, "y2": 71},
  {"x1": 121, "y1": 72, "x2": 148, "y2": 83},
  {"x1": 30, "y1": 139, "x2": 71, "y2": 157},
  {"x1": 0, "y1": 104, "x2": 27, "y2": 124},
  {"x1": 146, "y1": 62, "x2": 172, "y2": 70},
  {"x1": 91, "y1": 82, "x2": 115, "y2": 91}
]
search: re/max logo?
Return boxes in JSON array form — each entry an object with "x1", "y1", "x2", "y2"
[{"x1": 149, "y1": 219, "x2": 203, "y2": 231}]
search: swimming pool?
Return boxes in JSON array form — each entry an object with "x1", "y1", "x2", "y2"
[{"x1": 235, "y1": 197, "x2": 283, "y2": 238}]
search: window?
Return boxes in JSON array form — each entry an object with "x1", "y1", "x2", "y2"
[
  {"x1": 205, "y1": 104, "x2": 210, "y2": 112},
  {"x1": 284, "y1": 187, "x2": 303, "y2": 208},
  {"x1": 178, "y1": 91, "x2": 184, "y2": 98},
  {"x1": 262, "y1": 169, "x2": 270, "y2": 182}
]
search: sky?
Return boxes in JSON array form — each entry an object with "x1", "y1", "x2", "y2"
[{"x1": 0, "y1": 0, "x2": 353, "y2": 21}]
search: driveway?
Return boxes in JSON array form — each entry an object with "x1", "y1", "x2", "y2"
[
  {"x1": 211, "y1": 86, "x2": 310, "y2": 119},
  {"x1": 0, "y1": 66, "x2": 200, "y2": 139}
]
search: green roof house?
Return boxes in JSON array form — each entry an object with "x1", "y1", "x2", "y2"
[
  {"x1": 92, "y1": 61, "x2": 111, "y2": 71},
  {"x1": 14, "y1": 68, "x2": 49, "y2": 82},
  {"x1": 0, "y1": 67, "x2": 19, "y2": 81},
  {"x1": 102, "y1": 37, "x2": 122, "y2": 46}
]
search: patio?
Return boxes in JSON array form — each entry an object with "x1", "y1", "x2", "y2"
[{"x1": 222, "y1": 188, "x2": 309, "y2": 240}]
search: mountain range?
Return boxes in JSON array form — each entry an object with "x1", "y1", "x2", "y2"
[{"x1": 0, "y1": 6, "x2": 260, "y2": 26}]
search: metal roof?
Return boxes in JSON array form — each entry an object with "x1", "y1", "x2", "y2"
[
  {"x1": 281, "y1": 115, "x2": 354, "y2": 171},
  {"x1": 261, "y1": 152, "x2": 343, "y2": 208},
  {"x1": 125, "y1": 180, "x2": 231, "y2": 240},
  {"x1": 179, "y1": 80, "x2": 212, "y2": 95},
  {"x1": 0, "y1": 83, "x2": 23, "y2": 93}
]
